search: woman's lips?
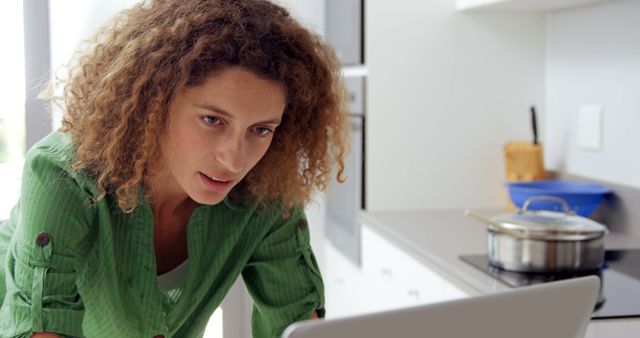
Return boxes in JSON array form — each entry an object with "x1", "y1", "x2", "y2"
[{"x1": 199, "y1": 172, "x2": 234, "y2": 191}]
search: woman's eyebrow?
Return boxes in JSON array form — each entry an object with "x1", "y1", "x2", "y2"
[
  {"x1": 194, "y1": 103, "x2": 233, "y2": 117},
  {"x1": 193, "y1": 103, "x2": 282, "y2": 125}
]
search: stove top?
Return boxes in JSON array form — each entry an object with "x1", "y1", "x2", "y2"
[{"x1": 460, "y1": 250, "x2": 640, "y2": 319}]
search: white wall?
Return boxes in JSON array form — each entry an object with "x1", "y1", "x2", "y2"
[
  {"x1": 49, "y1": 0, "x2": 139, "y2": 76},
  {"x1": 366, "y1": 0, "x2": 546, "y2": 210},
  {"x1": 546, "y1": 0, "x2": 640, "y2": 188},
  {"x1": 277, "y1": 0, "x2": 325, "y2": 36},
  {"x1": 48, "y1": 0, "x2": 139, "y2": 128}
]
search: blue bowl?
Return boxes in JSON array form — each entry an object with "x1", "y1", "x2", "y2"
[{"x1": 506, "y1": 180, "x2": 611, "y2": 217}]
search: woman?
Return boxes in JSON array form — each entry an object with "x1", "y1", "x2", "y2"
[{"x1": 0, "y1": 0, "x2": 349, "y2": 337}]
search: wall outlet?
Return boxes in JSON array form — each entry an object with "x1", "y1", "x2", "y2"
[{"x1": 578, "y1": 105, "x2": 603, "y2": 151}]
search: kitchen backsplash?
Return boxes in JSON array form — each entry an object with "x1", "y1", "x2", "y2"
[{"x1": 545, "y1": 0, "x2": 640, "y2": 190}]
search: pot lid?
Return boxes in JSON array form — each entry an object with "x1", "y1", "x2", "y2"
[{"x1": 490, "y1": 197, "x2": 608, "y2": 240}]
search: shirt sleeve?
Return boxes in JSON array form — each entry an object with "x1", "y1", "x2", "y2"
[
  {"x1": 242, "y1": 206, "x2": 326, "y2": 338},
  {"x1": 0, "y1": 147, "x2": 93, "y2": 338}
]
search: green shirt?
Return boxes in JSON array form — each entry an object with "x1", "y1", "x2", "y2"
[{"x1": 0, "y1": 132, "x2": 325, "y2": 337}]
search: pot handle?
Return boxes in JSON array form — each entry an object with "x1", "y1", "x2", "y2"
[
  {"x1": 464, "y1": 209, "x2": 528, "y2": 239},
  {"x1": 522, "y1": 196, "x2": 574, "y2": 215}
]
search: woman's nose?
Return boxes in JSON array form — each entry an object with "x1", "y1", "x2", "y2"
[{"x1": 215, "y1": 134, "x2": 245, "y2": 174}]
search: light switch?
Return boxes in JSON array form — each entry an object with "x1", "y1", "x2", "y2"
[{"x1": 578, "y1": 105, "x2": 603, "y2": 151}]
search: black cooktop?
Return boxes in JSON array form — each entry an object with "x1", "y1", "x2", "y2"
[{"x1": 460, "y1": 250, "x2": 640, "y2": 319}]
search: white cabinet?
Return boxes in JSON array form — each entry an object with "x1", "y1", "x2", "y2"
[
  {"x1": 360, "y1": 226, "x2": 468, "y2": 310},
  {"x1": 456, "y1": 0, "x2": 609, "y2": 12},
  {"x1": 323, "y1": 225, "x2": 469, "y2": 319},
  {"x1": 323, "y1": 240, "x2": 367, "y2": 319}
]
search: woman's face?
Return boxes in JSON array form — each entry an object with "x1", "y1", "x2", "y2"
[{"x1": 158, "y1": 66, "x2": 287, "y2": 206}]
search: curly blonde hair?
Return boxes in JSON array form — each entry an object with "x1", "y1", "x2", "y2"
[{"x1": 55, "y1": 0, "x2": 350, "y2": 213}]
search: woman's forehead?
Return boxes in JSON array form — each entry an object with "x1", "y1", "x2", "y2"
[{"x1": 174, "y1": 66, "x2": 287, "y2": 120}]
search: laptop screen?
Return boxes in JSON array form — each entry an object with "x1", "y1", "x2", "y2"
[{"x1": 282, "y1": 276, "x2": 599, "y2": 338}]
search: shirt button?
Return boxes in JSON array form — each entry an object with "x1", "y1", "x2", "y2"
[
  {"x1": 35, "y1": 232, "x2": 50, "y2": 247},
  {"x1": 297, "y1": 219, "x2": 308, "y2": 230}
]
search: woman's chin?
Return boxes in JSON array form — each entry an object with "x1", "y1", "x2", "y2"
[{"x1": 190, "y1": 192, "x2": 227, "y2": 206}]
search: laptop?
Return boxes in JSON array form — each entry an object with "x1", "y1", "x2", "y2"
[{"x1": 282, "y1": 275, "x2": 600, "y2": 338}]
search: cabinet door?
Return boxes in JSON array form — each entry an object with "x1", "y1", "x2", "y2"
[
  {"x1": 391, "y1": 248, "x2": 468, "y2": 307},
  {"x1": 361, "y1": 224, "x2": 412, "y2": 312},
  {"x1": 361, "y1": 226, "x2": 469, "y2": 311},
  {"x1": 323, "y1": 241, "x2": 366, "y2": 319}
]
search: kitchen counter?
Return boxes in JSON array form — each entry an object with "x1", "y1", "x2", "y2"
[{"x1": 359, "y1": 208, "x2": 640, "y2": 338}]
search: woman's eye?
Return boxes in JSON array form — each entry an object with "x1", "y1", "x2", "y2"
[
  {"x1": 254, "y1": 127, "x2": 274, "y2": 136},
  {"x1": 202, "y1": 116, "x2": 222, "y2": 125}
]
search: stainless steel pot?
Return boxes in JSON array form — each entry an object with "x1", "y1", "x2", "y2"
[{"x1": 467, "y1": 196, "x2": 608, "y2": 273}]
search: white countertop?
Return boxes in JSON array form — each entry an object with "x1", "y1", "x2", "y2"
[{"x1": 359, "y1": 208, "x2": 640, "y2": 338}]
